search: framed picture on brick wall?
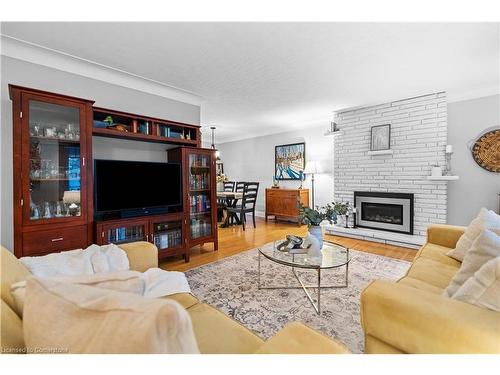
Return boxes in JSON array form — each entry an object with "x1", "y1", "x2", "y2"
[{"x1": 370, "y1": 124, "x2": 391, "y2": 151}]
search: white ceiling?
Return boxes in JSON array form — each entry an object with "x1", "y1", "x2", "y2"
[{"x1": 2, "y1": 22, "x2": 499, "y2": 143}]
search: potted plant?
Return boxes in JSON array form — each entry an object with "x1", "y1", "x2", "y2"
[
  {"x1": 298, "y1": 203, "x2": 338, "y2": 248},
  {"x1": 332, "y1": 201, "x2": 349, "y2": 226}
]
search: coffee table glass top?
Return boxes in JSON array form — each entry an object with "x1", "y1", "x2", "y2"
[{"x1": 259, "y1": 240, "x2": 351, "y2": 269}]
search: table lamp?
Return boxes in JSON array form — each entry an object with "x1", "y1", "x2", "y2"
[{"x1": 63, "y1": 190, "x2": 81, "y2": 216}]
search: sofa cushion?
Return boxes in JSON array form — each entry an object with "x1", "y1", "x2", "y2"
[
  {"x1": 452, "y1": 257, "x2": 500, "y2": 312},
  {"x1": 444, "y1": 229, "x2": 500, "y2": 297},
  {"x1": 447, "y1": 208, "x2": 500, "y2": 262},
  {"x1": 254, "y1": 322, "x2": 350, "y2": 354},
  {"x1": 417, "y1": 243, "x2": 462, "y2": 269},
  {"x1": 1, "y1": 246, "x2": 30, "y2": 314},
  {"x1": 23, "y1": 277, "x2": 199, "y2": 354},
  {"x1": 406, "y1": 257, "x2": 458, "y2": 290},
  {"x1": 398, "y1": 276, "x2": 443, "y2": 294},
  {"x1": 188, "y1": 303, "x2": 264, "y2": 354}
]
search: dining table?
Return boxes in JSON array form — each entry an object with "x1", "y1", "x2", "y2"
[{"x1": 217, "y1": 191, "x2": 244, "y2": 228}]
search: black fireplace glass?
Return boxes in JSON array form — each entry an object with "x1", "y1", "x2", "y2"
[{"x1": 361, "y1": 202, "x2": 403, "y2": 225}]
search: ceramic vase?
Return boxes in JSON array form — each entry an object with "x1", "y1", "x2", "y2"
[{"x1": 308, "y1": 225, "x2": 323, "y2": 249}]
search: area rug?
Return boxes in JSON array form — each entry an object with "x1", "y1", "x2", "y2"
[{"x1": 185, "y1": 243, "x2": 411, "y2": 353}]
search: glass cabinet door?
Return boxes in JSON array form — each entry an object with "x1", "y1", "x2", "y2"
[
  {"x1": 24, "y1": 98, "x2": 85, "y2": 224},
  {"x1": 152, "y1": 220, "x2": 183, "y2": 251},
  {"x1": 101, "y1": 222, "x2": 148, "y2": 245},
  {"x1": 188, "y1": 153, "x2": 213, "y2": 240}
]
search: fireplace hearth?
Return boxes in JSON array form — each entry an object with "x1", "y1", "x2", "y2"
[{"x1": 354, "y1": 192, "x2": 414, "y2": 235}]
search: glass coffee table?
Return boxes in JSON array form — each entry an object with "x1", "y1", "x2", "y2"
[{"x1": 258, "y1": 240, "x2": 351, "y2": 314}]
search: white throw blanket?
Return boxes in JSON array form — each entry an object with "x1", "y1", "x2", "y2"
[
  {"x1": 142, "y1": 268, "x2": 191, "y2": 297},
  {"x1": 20, "y1": 244, "x2": 130, "y2": 278},
  {"x1": 17, "y1": 244, "x2": 191, "y2": 301}
]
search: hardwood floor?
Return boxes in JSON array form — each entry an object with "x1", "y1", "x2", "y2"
[{"x1": 160, "y1": 217, "x2": 417, "y2": 272}]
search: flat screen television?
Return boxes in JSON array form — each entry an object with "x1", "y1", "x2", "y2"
[{"x1": 94, "y1": 159, "x2": 182, "y2": 219}]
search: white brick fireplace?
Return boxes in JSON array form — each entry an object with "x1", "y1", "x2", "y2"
[{"x1": 329, "y1": 92, "x2": 448, "y2": 245}]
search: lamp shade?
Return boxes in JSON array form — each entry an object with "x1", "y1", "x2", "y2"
[
  {"x1": 304, "y1": 161, "x2": 321, "y2": 174},
  {"x1": 63, "y1": 190, "x2": 80, "y2": 204}
]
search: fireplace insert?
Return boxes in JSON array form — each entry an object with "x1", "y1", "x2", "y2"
[{"x1": 354, "y1": 192, "x2": 414, "y2": 235}]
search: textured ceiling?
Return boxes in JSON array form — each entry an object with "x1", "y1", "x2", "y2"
[{"x1": 2, "y1": 22, "x2": 499, "y2": 142}]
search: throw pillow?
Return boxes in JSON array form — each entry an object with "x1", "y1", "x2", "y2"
[
  {"x1": 10, "y1": 270, "x2": 145, "y2": 317},
  {"x1": 447, "y1": 208, "x2": 500, "y2": 262},
  {"x1": 23, "y1": 277, "x2": 199, "y2": 354},
  {"x1": 452, "y1": 257, "x2": 500, "y2": 312},
  {"x1": 443, "y1": 229, "x2": 500, "y2": 297}
]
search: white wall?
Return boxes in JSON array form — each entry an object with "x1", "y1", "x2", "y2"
[
  {"x1": 334, "y1": 93, "x2": 448, "y2": 236},
  {"x1": 1, "y1": 56, "x2": 200, "y2": 251},
  {"x1": 218, "y1": 124, "x2": 334, "y2": 217},
  {"x1": 447, "y1": 94, "x2": 500, "y2": 224}
]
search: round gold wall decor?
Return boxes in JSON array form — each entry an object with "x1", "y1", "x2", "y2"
[{"x1": 471, "y1": 129, "x2": 500, "y2": 173}]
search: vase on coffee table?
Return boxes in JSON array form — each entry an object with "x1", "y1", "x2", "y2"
[{"x1": 308, "y1": 225, "x2": 323, "y2": 249}]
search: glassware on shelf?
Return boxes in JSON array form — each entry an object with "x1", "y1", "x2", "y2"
[
  {"x1": 43, "y1": 202, "x2": 53, "y2": 219},
  {"x1": 30, "y1": 204, "x2": 40, "y2": 220},
  {"x1": 30, "y1": 122, "x2": 41, "y2": 137},
  {"x1": 65, "y1": 124, "x2": 75, "y2": 139},
  {"x1": 27, "y1": 100, "x2": 82, "y2": 222},
  {"x1": 43, "y1": 126, "x2": 57, "y2": 138},
  {"x1": 55, "y1": 201, "x2": 65, "y2": 217}
]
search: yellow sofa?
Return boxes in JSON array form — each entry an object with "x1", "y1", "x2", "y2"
[
  {"x1": 1, "y1": 242, "x2": 349, "y2": 354},
  {"x1": 361, "y1": 224, "x2": 500, "y2": 354}
]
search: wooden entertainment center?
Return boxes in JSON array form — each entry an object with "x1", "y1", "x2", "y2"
[{"x1": 9, "y1": 85, "x2": 218, "y2": 262}]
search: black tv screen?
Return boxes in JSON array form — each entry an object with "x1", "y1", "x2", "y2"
[{"x1": 94, "y1": 159, "x2": 181, "y2": 214}]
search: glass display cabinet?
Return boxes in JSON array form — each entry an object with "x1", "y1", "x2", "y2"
[
  {"x1": 188, "y1": 153, "x2": 213, "y2": 240},
  {"x1": 27, "y1": 100, "x2": 83, "y2": 222},
  {"x1": 10, "y1": 85, "x2": 93, "y2": 257},
  {"x1": 168, "y1": 147, "x2": 218, "y2": 254}
]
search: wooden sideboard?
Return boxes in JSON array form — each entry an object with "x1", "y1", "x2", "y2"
[{"x1": 265, "y1": 188, "x2": 309, "y2": 225}]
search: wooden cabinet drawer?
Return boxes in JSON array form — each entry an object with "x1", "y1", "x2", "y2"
[{"x1": 22, "y1": 225, "x2": 88, "y2": 256}]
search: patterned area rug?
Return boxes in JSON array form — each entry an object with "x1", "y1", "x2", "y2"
[{"x1": 185, "y1": 243, "x2": 410, "y2": 353}]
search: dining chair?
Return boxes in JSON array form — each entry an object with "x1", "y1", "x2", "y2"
[
  {"x1": 226, "y1": 182, "x2": 259, "y2": 230},
  {"x1": 223, "y1": 181, "x2": 235, "y2": 192},
  {"x1": 235, "y1": 181, "x2": 245, "y2": 192}
]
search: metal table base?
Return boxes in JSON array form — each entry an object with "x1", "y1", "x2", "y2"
[{"x1": 257, "y1": 250, "x2": 349, "y2": 314}]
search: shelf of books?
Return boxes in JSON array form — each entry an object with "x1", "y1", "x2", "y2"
[
  {"x1": 104, "y1": 224, "x2": 147, "y2": 244},
  {"x1": 188, "y1": 153, "x2": 213, "y2": 240},
  {"x1": 152, "y1": 220, "x2": 183, "y2": 251}
]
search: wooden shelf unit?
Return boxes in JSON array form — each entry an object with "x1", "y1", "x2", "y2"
[
  {"x1": 9, "y1": 85, "x2": 94, "y2": 258},
  {"x1": 95, "y1": 213, "x2": 187, "y2": 260},
  {"x1": 168, "y1": 147, "x2": 219, "y2": 253},
  {"x1": 9, "y1": 85, "x2": 214, "y2": 262},
  {"x1": 93, "y1": 107, "x2": 201, "y2": 147}
]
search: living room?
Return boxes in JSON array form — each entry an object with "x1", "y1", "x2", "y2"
[{"x1": 1, "y1": 1, "x2": 500, "y2": 373}]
